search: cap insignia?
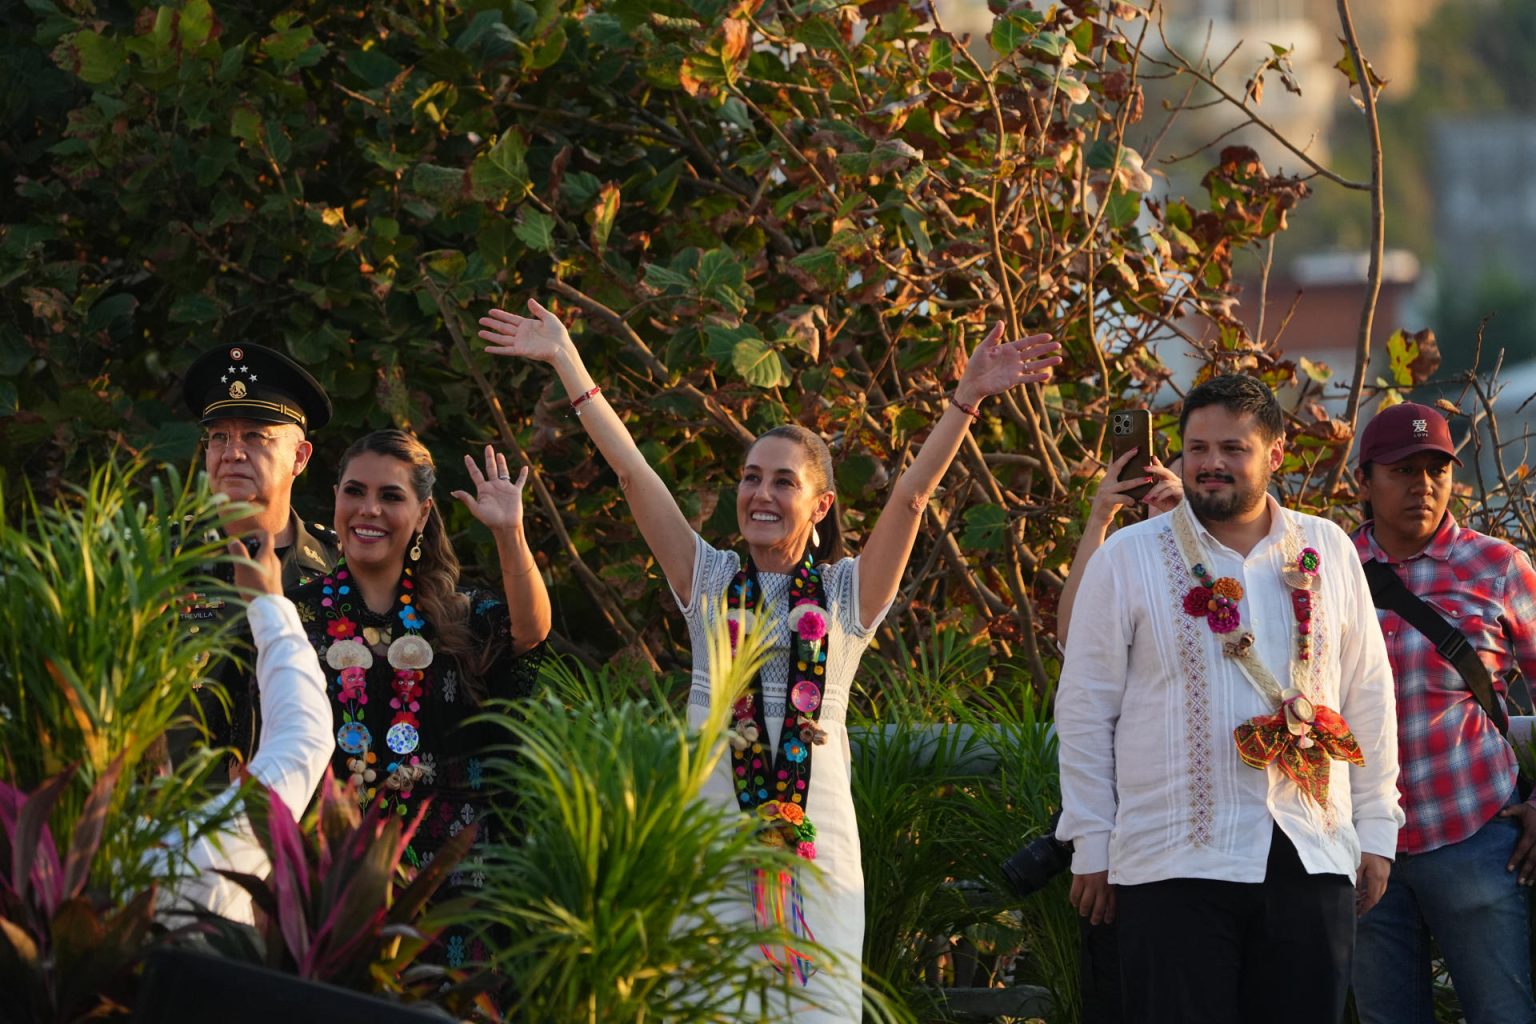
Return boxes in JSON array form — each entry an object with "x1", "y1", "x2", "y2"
[
  {"x1": 229, "y1": 380, "x2": 248, "y2": 399},
  {"x1": 229, "y1": 347, "x2": 244, "y2": 361},
  {"x1": 1412, "y1": 418, "x2": 1427, "y2": 438}
]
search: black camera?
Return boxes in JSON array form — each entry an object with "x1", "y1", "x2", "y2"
[{"x1": 1000, "y1": 811, "x2": 1074, "y2": 898}]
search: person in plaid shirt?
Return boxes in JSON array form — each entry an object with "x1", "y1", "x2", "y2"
[{"x1": 1351, "y1": 401, "x2": 1536, "y2": 1024}]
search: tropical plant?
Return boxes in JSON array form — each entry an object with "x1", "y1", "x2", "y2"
[
  {"x1": 964, "y1": 689, "x2": 1081, "y2": 1023},
  {"x1": 0, "y1": 759, "x2": 155, "y2": 1024},
  {"x1": 470, "y1": 605, "x2": 907, "y2": 1021},
  {"x1": 0, "y1": 459, "x2": 251, "y2": 902},
  {"x1": 852, "y1": 624, "x2": 1078, "y2": 1021},
  {"x1": 194, "y1": 772, "x2": 484, "y2": 1008},
  {"x1": 477, "y1": 693, "x2": 804, "y2": 1021}
]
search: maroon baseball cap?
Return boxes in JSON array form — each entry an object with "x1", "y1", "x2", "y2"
[{"x1": 1358, "y1": 401, "x2": 1462, "y2": 467}]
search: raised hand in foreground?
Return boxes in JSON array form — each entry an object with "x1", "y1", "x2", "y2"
[
  {"x1": 477, "y1": 299, "x2": 572, "y2": 364},
  {"x1": 953, "y1": 322, "x2": 1062, "y2": 406}
]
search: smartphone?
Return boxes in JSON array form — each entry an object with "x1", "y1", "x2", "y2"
[{"x1": 1110, "y1": 409, "x2": 1154, "y2": 502}]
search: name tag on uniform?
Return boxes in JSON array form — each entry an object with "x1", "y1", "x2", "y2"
[{"x1": 180, "y1": 593, "x2": 226, "y2": 624}]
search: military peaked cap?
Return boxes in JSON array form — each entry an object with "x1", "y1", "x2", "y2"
[{"x1": 182, "y1": 343, "x2": 332, "y2": 432}]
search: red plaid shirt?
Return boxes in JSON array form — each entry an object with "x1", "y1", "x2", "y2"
[{"x1": 1354, "y1": 514, "x2": 1536, "y2": 854}]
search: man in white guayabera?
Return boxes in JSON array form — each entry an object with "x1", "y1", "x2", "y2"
[{"x1": 1055, "y1": 374, "x2": 1403, "y2": 1023}]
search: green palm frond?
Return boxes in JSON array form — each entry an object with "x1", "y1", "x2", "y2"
[
  {"x1": 0, "y1": 458, "x2": 251, "y2": 900},
  {"x1": 469, "y1": 602, "x2": 873, "y2": 1022}
]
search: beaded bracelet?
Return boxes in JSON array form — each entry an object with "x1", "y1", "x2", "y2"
[
  {"x1": 950, "y1": 394, "x2": 981, "y2": 420},
  {"x1": 570, "y1": 386, "x2": 602, "y2": 416}
]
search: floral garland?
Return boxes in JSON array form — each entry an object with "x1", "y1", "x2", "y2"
[
  {"x1": 320, "y1": 558, "x2": 437, "y2": 812},
  {"x1": 1182, "y1": 563, "x2": 1245, "y2": 634},
  {"x1": 725, "y1": 553, "x2": 828, "y2": 858},
  {"x1": 725, "y1": 550, "x2": 829, "y2": 985},
  {"x1": 1171, "y1": 507, "x2": 1363, "y2": 806}
]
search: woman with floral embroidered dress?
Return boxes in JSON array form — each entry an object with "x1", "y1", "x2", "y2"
[
  {"x1": 478, "y1": 299, "x2": 1059, "y2": 1019},
  {"x1": 285, "y1": 429, "x2": 550, "y2": 968}
]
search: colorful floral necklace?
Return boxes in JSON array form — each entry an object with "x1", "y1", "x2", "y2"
[
  {"x1": 725, "y1": 550, "x2": 829, "y2": 985},
  {"x1": 1182, "y1": 564, "x2": 1245, "y2": 634},
  {"x1": 1170, "y1": 505, "x2": 1363, "y2": 806},
  {"x1": 1289, "y1": 546, "x2": 1320, "y2": 663},
  {"x1": 319, "y1": 558, "x2": 436, "y2": 812}
]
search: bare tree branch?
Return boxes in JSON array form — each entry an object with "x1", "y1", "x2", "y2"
[{"x1": 1323, "y1": 0, "x2": 1386, "y2": 495}]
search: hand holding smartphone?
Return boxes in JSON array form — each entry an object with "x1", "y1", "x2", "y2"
[
  {"x1": 1110, "y1": 409, "x2": 1154, "y2": 502},
  {"x1": 230, "y1": 530, "x2": 282, "y2": 597}
]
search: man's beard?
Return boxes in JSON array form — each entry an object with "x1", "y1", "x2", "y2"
[{"x1": 1186, "y1": 471, "x2": 1269, "y2": 523}]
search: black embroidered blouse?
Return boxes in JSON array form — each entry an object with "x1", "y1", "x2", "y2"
[{"x1": 287, "y1": 578, "x2": 545, "y2": 968}]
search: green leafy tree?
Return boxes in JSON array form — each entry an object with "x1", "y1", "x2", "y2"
[{"x1": 1, "y1": 0, "x2": 1320, "y2": 678}]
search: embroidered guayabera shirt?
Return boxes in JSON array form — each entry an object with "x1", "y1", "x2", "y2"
[
  {"x1": 1056, "y1": 497, "x2": 1403, "y2": 886},
  {"x1": 1354, "y1": 514, "x2": 1536, "y2": 855}
]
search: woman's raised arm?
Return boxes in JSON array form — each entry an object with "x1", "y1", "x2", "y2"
[
  {"x1": 478, "y1": 300, "x2": 697, "y2": 597},
  {"x1": 855, "y1": 323, "x2": 1061, "y2": 628},
  {"x1": 451, "y1": 446, "x2": 553, "y2": 653}
]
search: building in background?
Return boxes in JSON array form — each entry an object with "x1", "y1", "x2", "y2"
[
  {"x1": 1144, "y1": 0, "x2": 1447, "y2": 184},
  {"x1": 1433, "y1": 115, "x2": 1536, "y2": 292}
]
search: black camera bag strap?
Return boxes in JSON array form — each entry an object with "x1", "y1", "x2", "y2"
[{"x1": 1362, "y1": 558, "x2": 1509, "y2": 735}]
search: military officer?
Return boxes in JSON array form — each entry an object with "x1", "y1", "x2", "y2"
[{"x1": 178, "y1": 342, "x2": 340, "y2": 761}]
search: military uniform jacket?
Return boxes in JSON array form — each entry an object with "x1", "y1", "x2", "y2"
[{"x1": 178, "y1": 511, "x2": 340, "y2": 759}]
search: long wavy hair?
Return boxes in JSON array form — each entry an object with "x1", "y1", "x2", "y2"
[
  {"x1": 337, "y1": 430, "x2": 498, "y2": 692},
  {"x1": 749, "y1": 424, "x2": 845, "y2": 564}
]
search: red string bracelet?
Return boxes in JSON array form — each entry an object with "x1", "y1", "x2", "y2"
[
  {"x1": 950, "y1": 395, "x2": 981, "y2": 420},
  {"x1": 570, "y1": 386, "x2": 602, "y2": 415}
]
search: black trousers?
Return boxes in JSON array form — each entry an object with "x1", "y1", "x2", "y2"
[
  {"x1": 1081, "y1": 916, "x2": 1123, "y2": 1024},
  {"x1": 1115, "y1": 823, "x2": 1355, "y2": 1024}
]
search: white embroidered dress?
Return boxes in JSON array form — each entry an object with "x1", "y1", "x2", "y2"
[{"x1": 674, "y1": 533, "x2": 890, "y2": 1021}]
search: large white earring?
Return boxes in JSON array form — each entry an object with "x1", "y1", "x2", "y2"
[{"x1": 811, "y1": 522, "x2": 821, "y2": 549}]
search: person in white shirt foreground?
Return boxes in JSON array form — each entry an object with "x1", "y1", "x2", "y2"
[
  {"x1": 156, "y1": 529, "x2": 332, "y2": 924},
  {"x1": 1054, "y1": 374, "x2": 1403, "y2": 1023}
]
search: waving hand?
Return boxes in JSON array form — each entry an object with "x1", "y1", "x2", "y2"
[
  {"x1": 451, "y1": 445, "x2": 527, "y2": 533},
  {"x1": 478, "y1": 300, "x2": 572, "y2": 364}
]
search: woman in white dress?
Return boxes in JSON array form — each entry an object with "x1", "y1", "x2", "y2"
[{"x1": 478, "y1": 300, "x2": 1059, "y2": 1019}]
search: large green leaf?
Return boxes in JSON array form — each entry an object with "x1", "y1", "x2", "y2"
[
  {"x1": 514, "y1": 209, "x2": 558, "y2": 252},
  {"x1": 961, "y1": 503, "x2": 1009, "y2": 551},
  {"x1": 588, "y1": 181, "x2": 620, "y2": 251},
  {"x1": 469, "y1": 129, "x2": 531, "y2": 201},
  {"x1": 168, "y1": 293, "x2": 222, "y2": 325},
  {"x1": 729, "y1": 336, "x2": 789, "y2": 388},
  {"x1": 60, "y1": 30, "x2": 123, "y2": 84}
]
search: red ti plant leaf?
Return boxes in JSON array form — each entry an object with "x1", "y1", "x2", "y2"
[
  {"x1": 6, "y1": 767, "x2": 72, "y2": 925},
  {"x1": 0, "y1": 916, "x2": 40, "y2": 965},
  {"x1": 311, "y1": 770, "x2": 363, "y2": 879},
  {"x1": 263, "y1": 786, "x2": 313, "y2": 966},
  {"x1": 209, "y1": 869, "x2": 282, "y2": 929},
  {"x1": 303, "y1": 806, "x2": 415, "y2": 980},
  {"x1": 52, "y1": 887, "x2": 157, "y2": 1024},
  {"x1": 387, "y1": 821, "x2": 478, "y2": 929},
  {"x1": 63, "y1": 753, "x2": 127, "y2": 901}
]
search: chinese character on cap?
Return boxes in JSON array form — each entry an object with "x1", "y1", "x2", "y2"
[{"x1": 1358, "y1": 401, "x2": 1460, "y2": 467}]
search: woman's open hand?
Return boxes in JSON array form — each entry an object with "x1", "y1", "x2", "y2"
[
  {"x1": 451, "y1": 445, "x2": 528, "y2": 535},
  {"x1": 955, "y1": 322, "x2": 1062, "y2": 405},
  {"x1": 478, "y1": 299, "x2": 572, "y2": 364}
]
